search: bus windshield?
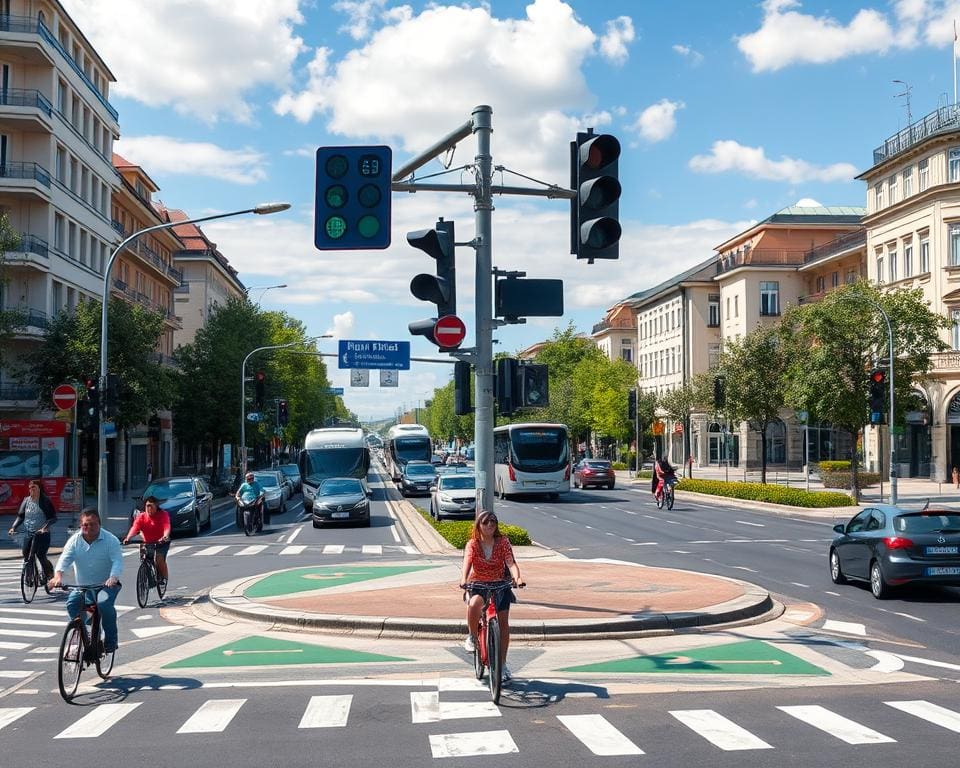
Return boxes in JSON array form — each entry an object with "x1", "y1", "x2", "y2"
[
  {"x1": 301, "y1": 447, "x2": 367, "y2": 484},
  {"x1": 510, "y1": 427, "x2": 568, "y2": 472},
  {"x1": 393, "y1": 437, "x2": 431, "y2": 463}
]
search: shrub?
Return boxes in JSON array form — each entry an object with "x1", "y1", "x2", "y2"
[
  {"x1": 611, "y1": 461, "x2": 627, "y2": 471},
  {"x1": 818, "y1": 460, "x2": 851, "y2": 472},
  {"x1": 820, "y1": 471, "x2": 881, "y2": 489},
  {"x1": 636, "y1": 470, "x2": 653, "y2": 479},
  {"x1": 417, "y1": 509, "x2": 532, "y2": 549},
  {"x1": 676, "y1": 478, "x2": 854, "y2": 508}
]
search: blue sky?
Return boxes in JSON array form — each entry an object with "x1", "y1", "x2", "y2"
[{"x1": 62, "y1": 0, "x2": 960, "y2": 419}]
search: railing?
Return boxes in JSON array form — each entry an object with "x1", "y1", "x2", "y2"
[
  {"x1": 18, "y1": 307, "x2": 47, "y2": 328},
  {"x1": 717, "y1": 249, "x2": 807, "y2": 273},
  {"x1": 111, "y1": 219, "x2": 125, "y2": 235},
  {"x1": 167, "y1": 265, "x2": 182, "y2": 283},
  {"x1": 591, "y1": 319, "x2": 635, "y2": 334},
  {"x1": 0, "y1": 88, "x2": 52, "y2": 116},
  {"x1": 173, "y1": 283, "x2": 190, "y2": 294},
  {"x1": 932, "y1": 351, "x2": 960, "y2": 371},
  {"x1": 873, "y1": 104, "x2": 960, "y2": 165},
  {"x1": 804, "y1": 229, "x2": 866, "y2": 264},
  {"x1": 0, "y1": 383, "x2": 38, "y2": 400},
  {"x1": 150, "y1": 352, "x2": 179, "y2": 368},
  {"x1": 12, "y1": 232, "x2": 49, "y2": 258},
  {"x1": 0, "y1": 161, "x2": 51, "y2": 187}
]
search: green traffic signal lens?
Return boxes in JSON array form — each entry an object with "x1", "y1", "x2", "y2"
[
  {"x1": 325, "y1": 184, "x2": 348, "y2": 208},
  {"x1": 324, "y1": 216, "x2": 348, "y2": 239},
  {"x1": 325, "y1": 154, "x2": 349, "y2": 179},
  {"x1": 357, "y1": 215, "x2": 380, "y2": 239},
  {"x1": 357, "y1": 183, "x2": 381, "y2": 208}
]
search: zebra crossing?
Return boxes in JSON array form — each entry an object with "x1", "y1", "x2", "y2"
[{"x1": 160, "y1": 542, "x2": 418, "y2": 558}]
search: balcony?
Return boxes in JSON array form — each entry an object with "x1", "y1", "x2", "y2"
[
  {"x1": 591, "y1": 319, "x2": 635, "y2": 335},
  {"x1": 931, "y1": 351, "x2": 960, "y2": 374},
  {"x1": 717, "y1": 249, "x2": 807, "y2": 274},
  {"x1": 804, "y1": 229, "x2": 866, "y2": 265},
  {"x1": 0, "y1": 88, "x2": 54, "y2": 131},
  {"x1": 111, "y1": 219, "x2": 125, "y2": 235},
  {"x1": 873, "y1": 104, "x2": 960, "y2": 166},
  {"x1": 0, "y1": 161, "x2": 52, "y2": 199}
]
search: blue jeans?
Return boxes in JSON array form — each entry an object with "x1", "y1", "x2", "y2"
[{"x1": 65, "y1": 585, "x2": 121, "y2": 649}]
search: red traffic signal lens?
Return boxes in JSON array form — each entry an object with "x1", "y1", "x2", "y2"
[
  {"x1": 870, "y1": 369, "x2": 885, "y2": 383},
  {"x1": 256, "y1": 371, "x2": 265, "y2": 381}
]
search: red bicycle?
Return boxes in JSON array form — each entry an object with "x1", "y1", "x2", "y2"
[{"x1": 462, "y1": 579, "x2": 521, "y2": 704}]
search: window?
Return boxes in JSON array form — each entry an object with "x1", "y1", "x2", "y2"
[
  {"x1": 69, "y1": 158, "x2": 78, "y2": 194},
  {"x1": 708, "y1": 295, "x2": 720, "y2": 326},
  {"x1": 889, "y1": 249, "x2": 897, "y2": 282},
  {"x1": 759, "y1": 281, "x2": 779, "y2": 316},
  {"x1": 919, "y1": 158, "x2": 929, "y2": 191},
  {"x1": 725, "y1": 297, "x2": 730, "y2": 320},
  {"x1": 734, "y1": 295, "x2": 739, "y2": 317},
  {"x1": 952, "y1": 224, "x2": 960, "y2": 266},
  {"x1": 874, "y1": 183, "x2": 883, "y2": 209},
  {"x1": 815, "y1": 275, "x2": 825, "y2": 293},
  {"x1": 888, "y1": 174, "x2": 898, "y2": 204},
  {"x1": 846, "y1": 268, "x2": 858, "y2": 284},
  {"x1": 765, "y1": 419, "x2": 786, "y2": 464},
  {"x1": 920, "y1": 236, "x2": 930, "y2": 272},
  {"x1": 57, "y1": 79, "x2": 66, "y2": 113},
  {"x1": 951, "y1": 148, "x2": 960, "y2": 182},
  {"x1": 904, "y1": 242, "x2": 913, "y2": 277},
  {"x1": 876, "y1": 254, "x2": 884, "y2": 283},
  {"x1": 903, "y1": 166, "x2": 913, "y2": 197},
  {"x1": 953, "y1": 310, "x2": 960, "y2": 350},
  {"x1": 55, "y1": 145, "x2": 65, "y2": 182},
  {"x1": 831, "y1": 270, "x2": 839, "y2": 288},
  {"x1": 54, "y1": 214, "x2": 64, "y2": 251}
]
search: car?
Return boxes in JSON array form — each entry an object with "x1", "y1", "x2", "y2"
[
  {"x1": 252, "y1": 470, "x2": 288, "y2": 519},
  {"x1": 573, "y1": 459, "x2": 616, "y2": 489},
  {"x1": 430, "y1": 472, "x2": 477, "y2": 520},
  {"x1": 430, "y1": 453, "x2": 446, "y2": 467},
  {"x1": 399, "y1": 460, "x2": 437, "y2": 496},
  {"x1": 134, "y1": 476, "x2": 213, "y2": 536},
  {"x1": 278, "y1": 463, "x2": 302, "y2": 494},
  {"x1": 829, "y1": 504, "x2": 960, "y2": 598},
  {"x1": 312, "y1": 477, "x2": 371, "y2": 527},
  {"x1": 445, "y1": 454, "x2": 467, "y2": 467}
]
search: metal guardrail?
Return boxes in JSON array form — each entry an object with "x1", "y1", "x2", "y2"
[
  {"x1": 804, "y1": 229, "x2": 866, "y2": 264},
  {"x1": 0, "y1": 161, "x2": 51, "y2": 186},
  {"x1": 873, "y1": 104, "x2": 960, "y2": 165},
  {"x1": 0, "y1": 88, "x2": 53, "y2": 116}
]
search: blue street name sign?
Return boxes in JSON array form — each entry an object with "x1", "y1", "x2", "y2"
[
  {"x1": 324, "y1": 387, "x2": 345, "y2": 395},
  {"x1": 338, "y1": 339, "x2": 410, "y2": 370}
]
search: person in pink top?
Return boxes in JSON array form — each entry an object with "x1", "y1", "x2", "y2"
[
  {"x1": 460, "y1": 511, "x2": 524, "y2": 681},
  {"x1": 123, "y1": 496, "x2": 172, "y2": 586}
]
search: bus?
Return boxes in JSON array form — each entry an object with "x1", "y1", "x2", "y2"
[
  {"x1": 493, "y1": 422, "x2": 571, "y2": 500},
  {"x1": 298, "y1": 427, "x2": 370, "y2": 512},
  {"x1": 385, "y1": 424, "x2": 431, "y2": 481}
]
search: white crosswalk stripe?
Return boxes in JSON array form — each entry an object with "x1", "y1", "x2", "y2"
[
  {"x1": 670, "y1": 709, "x2": 773, "y2": 751},
  {"x1": 236, "y1": 545, "x2": 268, "y2": 556},
  {"x1": 362, "y1": 545, "x2": 382, "y2": 555},
  {"x1": 429, "y1": 729, "x2": 519, "y2": 758},
  {"x1": 0, "y1": 707, "x2": 33, "y2": 731},
  {"x1": 558, "y1": 714, "x2": 644, "y2": 755},
  {"x1": 280, "y1": 545, "x2": 306, "y2": 555},
  {"x1": 55, "y1": 703, "x2": 142, "y2": 739},
  {"x1": 777, "y1": 705, "x2": 895, "y2": 744},
  {"x1": 322, "y1": 545, "x2": 344, "y2": 555},
  {"x1": 177, "y1": 699, "x2": 246, "y2": 733},
  {"x1": 298, "y1": 695, "x2": 352, "y2": 728},
  {"x1": 192, "y1": 545, "x2": 229, "y2": 556},
  {"x1": 885, "y1": 700, "x2": 960, "y2": 733}
]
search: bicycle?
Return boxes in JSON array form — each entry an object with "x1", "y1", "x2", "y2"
[
  {"x1": 133, "y1": 542, "x2": 166, "y2": 608},
  {"x1": 462, "y1": 579, "x2": 520, "y2": 705},
  {"x1": 57, "y1": 584, "x2": 116, "y2": 701},
  {"x1": 237, "y1": 497, "x2": 263, "y2": 536},
  {"x1": 656, "y1": 476, "x2": 677, "y2": 510},
  {"x1": 12, "y1": 530, "x2": 53, "y2": 604}
]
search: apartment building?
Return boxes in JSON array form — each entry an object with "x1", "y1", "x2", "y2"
[
  {"x1": 0, "y1": 0, "x2": 119, "y2": 412},
  {"x1": 590, "y1": 302, "x2": 635, "y2": 364}
]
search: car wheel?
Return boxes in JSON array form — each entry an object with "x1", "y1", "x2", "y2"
[
  {"x1": 608, "y1": 483, "x2": 615, "y2": 490},
  {"x1": 829, "y1": 549, "x2": 847, "y2": 585},
  {"x1": 190, "y1": 512, "x2": 200, "y2": 536},
  {"x1": 280, "y1": 501, "x2": 287, "y2": 515},
  {"x1": 870, "y1": 560, "x2": 891, "y2": 599},
  {"x1": 573, "y1": 477, "x2": 579, "y2": 489},
  {"x1": 312, "y1": 520, "x2": 321, "y2": 529}
]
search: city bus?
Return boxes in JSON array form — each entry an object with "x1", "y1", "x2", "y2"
[
  {"x1": 493, "y1": 422, "x2": 571, "y2": 500},
  {"x1": 385, "y1": 423, "x2": 431, "y2": 481},
  {"x1": 298, "y1": 427, "x2": 370, "y2": 512}
]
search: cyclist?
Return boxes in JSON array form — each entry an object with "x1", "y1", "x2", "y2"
[
  {"x1": 460, "y1": 511, "x2": 524, "y2": 682},
  {"x1": 653, "y1": 456, "x2": 677, "y2": 503},
  {"x1": 7, "y1": 479, "x2": 57, "y2": 580},
  {"x1": 235, "y1": 471, "x2": 265, "y2": 526},
  {"x1": 122, "y1": 495, "x2": 171, "y2": 587},
  {"x1": 48, "y1": 507, "x2": 123, "y2": 653}
]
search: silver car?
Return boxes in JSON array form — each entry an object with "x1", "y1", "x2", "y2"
[
  {"x1": 429, "y1": 472, "x2": 476, "y2": 520},
  {"x1": 253, "y1": 471, "x2": 287, "y2": 517}
]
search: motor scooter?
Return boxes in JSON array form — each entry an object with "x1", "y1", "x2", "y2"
[{"x1": 236, "y1": 496, "x2": 264, "y2": 536}]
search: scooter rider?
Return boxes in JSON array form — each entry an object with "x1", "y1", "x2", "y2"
[{"x1": 235, "y1": 471, "x2": 265, "y2": 527}]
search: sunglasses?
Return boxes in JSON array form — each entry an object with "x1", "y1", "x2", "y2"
[{"x1": 480, "y1": 517, "x2": 498, "y2": 525}]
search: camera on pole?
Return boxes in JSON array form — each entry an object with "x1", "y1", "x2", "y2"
[{"x1": 570, "y1": 130, "x2": 621, "y2": 263}]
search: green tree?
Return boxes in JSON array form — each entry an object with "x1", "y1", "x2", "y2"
[
  {"x1": 0, "y1": 213, "x2": 25, "y2": 364},
  {"x1": 657, "y1": 373, "x2": 713, "y2": 476}
]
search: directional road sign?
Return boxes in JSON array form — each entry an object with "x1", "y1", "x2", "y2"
[
  {"x1": 324, "y1": 387, "x2": 345, "y2": 395},
  {"x1": 246, "y1": 412, "x2": 262, "y2": 422},
  {"x1": 52, "y1": 383, "x2": 78, "y2": 410},
  {"x1": 433, "y1": 314, "x2": 466, "y2": 349},
  {"x1": 338, "y1": 339, "x2": 410, "y2": 370}
]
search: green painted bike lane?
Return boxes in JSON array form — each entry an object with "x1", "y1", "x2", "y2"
[{"x1": 243, "y1": 564, "x2": 439, "y2": 599}]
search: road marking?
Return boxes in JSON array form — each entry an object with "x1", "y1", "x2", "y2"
[
  {"x1": 28, "y1": 646, "x2": 60, "y2": 654},
  {"x1": 0, "y1": 671, "x2": 30, "y2": 679},
  {"x1": 0, "y1": 617, "x2": 62, "y2": 627},
  {"x1": 323, "y1": 545, "x2": 345, "y2": 555},
  {"x1": 605, "y1": 532, "x2": 616, "y2": 536},
  {"x1": 894, "y1": 653, "x2": 960, "y2": 672},
  {"x1": 672, "y1": 550, "x2": 692, "y2": 555},
  {"x1": 0, "y1": 642, "x2": 29, "y2": 651},
  {"x1": 822, "y1": 620, "x2": 867, "y2": 636},
  {"x1": 891, "y1": 611, "x2": 925, "y2": 622},
  {"x1": 192, "y1": 545, "x2": 229, "y2": 556},
  {"x1": 299, "y1": 694, "x2": 352, "y2": 728},
  {"x1": 411, "y1": 691, "x2": 440, "y2": 723},
  {"x1": 730, "y1": 566, "x2": 758, "y2": 573},
  {"x1": 287, "y1": 526, "x2": 303, "y2": 544},
  {"x1": 0, "y1": 707, "x2": 32, "y2": 731},
  {"x1": 55, "y1": 703, "x2": 142, "y2": 738},
  {"x1": 790, "y1": 582, "x2": 810, "y2": 588},
  {"x1": 223, "y1": 649, "x2": 304, "y2": 656},
  {"x1": 866, "y1": 651, "x2": 905, "y2": 672},
  {"x1": 824, "y1": 591, "x2": 841, "y2": 597},
  {"x1": 670, "y1": 709, "x2": 772, "y2": 751},
  {"x1": 631, "y1": 542, "x2": 657, "y2": 546},
  {"x1": 131, "y1": 626, "x2": 179, "y2": 639},
  {"x1": 236, "y1": 545, "x2": 268, "y2": 556},
  {"x1": 429, "y1": 729, "x2": 518, "y2": 758},
  {"x1": 777, "y1": 705, "x2": 895, "y2": 744},
  {"x1": 736, "y1": 520, "x2": 764, "y2": 527},
  {"x1": 0, "y1": 607, "x2": 63, "y2": 617},
  {"x1": 281, "y1": 545, "x2": 307, "y2": 555},
  {"x1": 558, "y1": 714, "x2": 644, "y2": 755},
  {"x1": 362, "y1": 545, "x2": 382, "y2": 555},
  {"x1": 177, "y1": 699, "x2": 246, "y2": 733},
  {"x1": 167, "y1": 546, "x2": 193, "y2": 556},
  {"x1": 886, "y1": 700, "x2": 960, "y2": 733},
  {"x1": 0, "y1": 629, "x2": 54, "y2": 639}
]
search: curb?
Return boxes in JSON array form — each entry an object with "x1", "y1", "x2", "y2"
[{"x1": 389, "y1": 497, "x2": 459, "y2": 556}]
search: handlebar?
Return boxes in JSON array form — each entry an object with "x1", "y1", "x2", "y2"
[{"x1": 461, "y1": 579, "x2": 525, "y2": 592}]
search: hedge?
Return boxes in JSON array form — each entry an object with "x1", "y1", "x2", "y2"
[
  {"x1": 677, "y1": 478, "x2": 854, "y2": 508},
  {"x1": 818, "y1": 460, "x2": 851, "y2": 472},
  {"x1": 417, "y1": 509, "x2": 532, "y2": 549},
  {"x1": 820, "y1": 471, "x2": 881, "y2": 489}
]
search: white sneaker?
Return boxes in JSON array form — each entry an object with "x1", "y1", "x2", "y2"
[
  {"x1": 463, "y1": 635, "x2": 476, "y2": 653},
  {"x1": 501, "y1": 664, "x2": 512, "y2": 682}
]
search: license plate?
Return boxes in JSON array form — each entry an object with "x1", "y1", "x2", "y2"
[
  {"x1": 926, "y1": 566, "x2": 960, "y2": 576},
  {"x1": 925, "y1": 546, "x2": 959, "y2": 555},
  {"x1": 331, "y1": 512, "x2": 349, "y2": 519}
]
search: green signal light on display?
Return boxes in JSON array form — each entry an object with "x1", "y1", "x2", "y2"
[
  {"x1": 325, "y1": 185, "x2": 347, "y2": 208},
  {"x1": 357, "y1": 215, "x2": 380, "y2": 239},
  {"x1": 325, "y1": 216, "x2": 347, "y2": 240}
]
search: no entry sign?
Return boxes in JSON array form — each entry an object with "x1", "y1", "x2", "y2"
[
  {"x1": 52, "y1": 383, "x2": 78, "y2": 410},
  {"x1": 434, "y1": 315, "x2": 466, "y2": 349}
]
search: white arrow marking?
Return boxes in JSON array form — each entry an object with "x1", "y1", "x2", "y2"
[
  {"x1": 665, "y1": 656, "x2": 782, "y2": 666},
  {"x1": 223, "y1": 648, "x2": 304, "y2": 656},
  {"x1": 866, "y1": 650, "x2": 905, "y2": 673}
]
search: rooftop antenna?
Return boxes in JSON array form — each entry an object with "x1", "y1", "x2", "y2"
[{"x1": 893, "y1": 80, "x2": 913, "y2": 126}]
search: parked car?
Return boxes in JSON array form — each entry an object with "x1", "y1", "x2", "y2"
[
  {"x1": 398, "y1": 460, "x2": 437, "y2": 496},
  {"x1": 252, "y1": 470, "x2": 288, "y2": 519},
  {"x1": 573, "y1": 459, "x2": 616, "y2": 490},
  {"x1": 430, "y1": 472, "x2": 476, "y2": 520},
  {"x1": 278, "y1": 463, "x2": 302, "y2": 494},
  {"x1": 312, "y1": 477, "x2": 371, "y2": 527},
  {"x1": 134, "y1": 476, "x2": 213, "y2": 536},
  {"x1": 829, "y1": 504, "x2": 960, "y2": 598}
]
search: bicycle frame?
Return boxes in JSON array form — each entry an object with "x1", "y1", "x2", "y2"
[
  {"x1": 463, "y1": 579, "x2": 514, "y2": 704},
  {"x1": 58, "y1": 583, "x2": 114, "y2": 701}
]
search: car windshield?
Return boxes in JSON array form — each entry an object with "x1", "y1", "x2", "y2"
[
  {"x1": 583, "y1": 461, "x2": 610, "y2": 469},
  {"x1": 406, "y1": 464, "x2": 435, "y2": 477},
  {"x1": 440, "y1": 476, "x2": 475, "y2": 490},
  {"x1": 144, "y1": 479, "x2": 193, "y2": 499},
  {"x1": 320, "y1": 479, "x2": 362, "y2": 496},
  {"x1": 895, "y1": 512, "x2": 960, "y2": 533},
  {"x1": 254, "y1": 473, "x2": 279, "y2": 488},
  {"x1": 278, "y1": 465, "x2": 299, "y2": 477}
]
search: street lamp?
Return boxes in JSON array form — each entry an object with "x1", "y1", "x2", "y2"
[
  {"x1": 245, "y1": 283, "x2": 288, "y2": 304},
  {"x1": 97, "y1": 202, "x2": 291, "y2": 518}
]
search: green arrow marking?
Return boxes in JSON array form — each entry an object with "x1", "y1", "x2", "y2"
[
  {"x1": 244, "y1": 564, "x2": 439, "y2": 599},
  {"x1": 166, "y1": 635, "x2": 410, "y2": 669}
]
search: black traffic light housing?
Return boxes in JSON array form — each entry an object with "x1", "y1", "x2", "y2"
[
  {"x1": 314, "y1": 145, "x2": 392, "y2": 250},
  {"x1": 255, "y1": 371, "x2": 265, "y2": 410},
  {"x1": 869, "y1": 369, "x2": 886, "y2": 424},
  {"x1": 495, "y1": 357, "x2": 518, "y2": 416},
  {"x1": 82, "y1": 375, "x2": 99, "y2": 431},
  {"x1": 520, "y1": 363, "x2": 549, "y2": 408},
  {"x1": 571, "y1": 130, "x2": 621, "y2": 263},
  {"x1": 104, "y1": 373, "x2": 120, "y2": 418},
  {"x1": 408, "y1": 219, "x2": 457, "y2": 347},
  {"x1": 278, "y1": 399, "x2": 289, "y2": 426},
  {"x1": 713, "y1": 376, "x2": 726, "y2": 410},
  {"x1": 628, "y1": 388, "x2": 637, "y2": 421},
  {"x1": 454, "y1": 361, "x2": 472, "y2": 416}
]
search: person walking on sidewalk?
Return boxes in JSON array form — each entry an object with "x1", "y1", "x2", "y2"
[
  {"x1": 7, "y1": 479, "x2": 57, "y2": 580},
  {"x1": 123, "y1": 495, "x2": 171, "y2": 587},
  {"x1": 460, "y1": 511, "x2": 524, "y2": 682}
]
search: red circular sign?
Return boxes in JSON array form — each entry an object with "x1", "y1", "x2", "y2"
[
  {"x1": 52, "y1": 383, "x2": 78, "y2": 410},
  {"x1": 434, "y1": 315, "x2": 466, "y2": 349}
]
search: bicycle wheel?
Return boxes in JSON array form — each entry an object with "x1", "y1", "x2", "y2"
[
  {"x1": 41, "y1": 557, "x2": 53, "y2": 595},
  {"x1": 58, "y1": 622, "x2": 83, "y2": 701},
  {"x1": 667, "y1": 487, "x2": 675, "y2": 510},
  {"x1": 20, "y1": 558, "x2": 37, "y2": 604},
  {"x1": 473, "y1": 623, "x2": 485, "y2": 680},
  {"x1": 486, "y1": 617, "x2": 502, "y2": 704},
  {"x1": 157, "y1": 569, "x2": 167, "y2": 600},
  {"x1": 136, "y1": 562, "x2": 150, "y2": 608},
  {"x1": 95, "y1": 621, "x2": 115, "y2": 679}
]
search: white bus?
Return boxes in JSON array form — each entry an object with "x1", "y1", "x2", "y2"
[
  {"x1": 298, "y1": 427, "x2": 370, "y2": 512},
  {"x1": 493, "y1": 422, "x2": 571, "y2": 500},
  {"x1": 385, "y1": 424, "x2": 432, "y2": 481}
]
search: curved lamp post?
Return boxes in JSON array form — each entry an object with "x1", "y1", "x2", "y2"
[
  {"x1": 245, "y1": 283, "x2": 288, "y2": 305},
  {"x1": 97, "y1": 202, "x2": 290, "y2": 518}
]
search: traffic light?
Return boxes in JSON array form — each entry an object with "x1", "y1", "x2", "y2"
[
  {"x1": 713, "y1": 376, "x2": 726, "y2": 410},
  {"x1": 570, "y1": 130, "x2": 621, "y2": 263},
  {"x1": 408, "y1": 219, "x2": 459, "y2": 347},
  {"x1": 82, "y1": 375, "x2": 99, "y2": 431},
  {"x1": 520, "y1": 363, "x2": 549, "y2": 408},
  {"x1": 255, "y1": 371, "x2": 265, "y2": 410},
  {"x1": 104, "y1": 373, "x2": 120, "y2": 418},
  {"x1": 454, "y1": 361, "x2": 472, "y2": 416},
  {"x1": 278, "y1": 399, "x2": 289, "y2": 426},
  {"x1": 314, "y1": 145, "x2": 392, "y2": 250},
  {"x1": 495, "y1": 357, "x2": 518, "y2": 416},
  {"x1": 869, "y1": 369, "x2": 886, "y2": 424},
  {"x1": 628, "y1": 388, "x2": 637, "y2": 421}
]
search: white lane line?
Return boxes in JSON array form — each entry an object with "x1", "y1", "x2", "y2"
[
  {"x1": 730, "y1": 566, "x2": 757, "y2": 573},
  {"x1": 670, "y1": 709, "x2": 773, "y2": 751},
  {"x1": 822, "y1": 620, "x2": 867, "y2": 636},
  {"x1": 605, "y1": 532, "x2": 616, "y2": 537},
  {"x1": 777, "y1": 705, "x2": 895, "y2": 744},
  {"x1": 323, "y1": 545, "x2": 344, "y2": 555},
  {"x1": 892, "y1": 611, "x2": 925, "y2": 622},
  {"x1": 630, "y1": 542, "x2": 657, "y2": 546},
  {"x1": 894, "y1": 653, "x2": 960, "y2": 672},
  {"x1": 280, "y1": 545, "x2": 307, "y2": 555},
  {"x1": 0, "y1": 607, "x2": 63, "y2": 617},
  {"x1": 558, "y1": 714, "x2": 644, "y2": 756},
  {"x1": 192, "y1": 545, "x2": 229, "y2": 556},
  {"x1": 55, "y1": 702, "x2": 142, "y2": 738},
  {"x1": 672, "y1": 550, "x2": 692, "y2": 555},
  {"x1": 790, "y1": 582, "x2": 810, "y2": 588},
  {"x1": 299, "y1": 694, "x2": 352, "y2": 728},
  {"x1": 362, "y1": 545, "x2": 382, "y2": 555},
  {"x1": 0, "y1": 629, "x2": 54, "y2": 638},
  {"x1": 824, "y1": 590, "x2": 841, "y2": 597},
  {"x1": 236, "y1": 545, "x2": 268, "y2": 556},
  {"x1": 177, "y1": 699, "x2": 246, "y2": 733},
  {"x1": 0, "y1": 642, "x2": 30, "y2": 650},
  {"x1": 0, "y1": 707, "x2": 32, "y2": 731},
  {"x1": 736, "y1": 520, "x2": 764, "y2": 527},
  {"x1": 429, "y1": 730, "x2": 519, "y2": 758},
  {"x1": 287, "y1": 525, "x2": 303, "y2": 544},
  {"x1": 886, "y1": 700, "x2": 960, "y2": 733}
]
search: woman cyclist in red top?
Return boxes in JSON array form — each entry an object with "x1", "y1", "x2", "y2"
[
  {"x1": 123, "y1": 496, "x2": 172, "y2": 586},
  {"x1": 460, "y1": 511, "x2": 524, "y2": 681}
]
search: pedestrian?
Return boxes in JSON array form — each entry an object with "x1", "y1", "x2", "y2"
[
  {"x1": 953, "y1": 466, "x2": 959, "y2": 489},
  {"x1": 7, "y1": 479, "x2": 57, "y2": 580}
]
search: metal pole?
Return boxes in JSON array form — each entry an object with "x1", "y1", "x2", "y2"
[
  {"x1": 882, "y1": 310, "x2": 897, "y2": 504},
  {"x1": 804, "y1": 419, "x2": 810, "y2": 492},
  {"x1": 472, "y1": 105, "x2": 494, "y2": 516}
]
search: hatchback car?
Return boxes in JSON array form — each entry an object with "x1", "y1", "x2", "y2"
[
  {"x1": 135, "y1": 476, "x2": 213, "y2": 536},
  {"x1": 573, "y1": 459, "x2": 616, "y2": 490},
  {"x1": 278, "y1": 464, "x2": 302, "y2": 494},
  {"x1": 252, "y1": 470, "x2": 287, "y2": 518},
  {"x1": 399, "y1": 460, "x2": 437, "y2": 497},
  {"x1": 429, "y1": 472, "x2": 476, "y2": 520},
  {"x1": 829, "y1": 504, "x2": 960, "y2": 598},
  {"x1": 312, "y1": 477, "x2": 371, "y2": 527}
]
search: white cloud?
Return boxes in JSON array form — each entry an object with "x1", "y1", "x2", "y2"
[
  {"x1": 283, "y1": 145, "x2": 316, "y2": 158},
  {"x1": 60, "y1": 0, "x2": 305, "y2": 123},
  {"x1": 689, "y1": 140, "x2": 857, "y2": 183},
  {"x1": 328, "y1": 311, "x2": 356, "y2": 338},
  {"x1": 672, "y1": 43, "x2": 704, "y2": 65},
  {"x1": 630, "y1": 99, "x2": 684, "y2": 143},
  {"x1": 599, "y1": 16, "x2": 636, "y2": 65},
  {"x1": 333, "y1": 0, "x2": 390, "y2": 40},
  {"x1": 114, "y1": 136, "x2": 267, "y2": 184}
]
